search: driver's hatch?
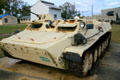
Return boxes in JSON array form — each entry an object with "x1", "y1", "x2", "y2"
[{"x1": 57, "y1": 24, "x2": 77, "y2": 32}]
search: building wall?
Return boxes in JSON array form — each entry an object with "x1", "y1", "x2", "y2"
[
  {"x1": 31, "y1": 1, "x2": 49, "y2": 21},
  {"x1": 49, "y1": 9, "x2": 61, "y2": 20},
  {"x1": 20, "y1": 19, "x2": 31, "y2": 24},
  {"x1": 101, "y1": 7, "x2": 120, "y2": 21},
  {"x1": 102, "y1": 8, "x2": 120, "y2": 17},
  {"x1": 2, "y1": 16, "x2": 17, "y2": 25},
  {"x1": 92, "y1": 7, "x2": 120, "y2": 22},
  {"x1": 93, "y1": 15, "x2": 116, "y2": 21}
]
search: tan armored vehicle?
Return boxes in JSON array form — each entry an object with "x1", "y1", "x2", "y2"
[{"x1": 0, "y1": 14, "x2": 111, "y2": 76}]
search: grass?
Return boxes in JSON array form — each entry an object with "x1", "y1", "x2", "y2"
[
  {"x1": 111, "y1": 24, "x2": 120, "y2": 43},
  {"x1": 0, "y1": 49, "x2": 4, "y2": 58},
  {"x1": 0, "y1": 24, "x2": 26, "y2": 34},
  {"x1": 0, "y1": 24, "x2": 26, "y2": 40}
]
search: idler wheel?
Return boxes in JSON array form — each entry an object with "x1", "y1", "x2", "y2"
[
  {"x1": 101, "y1": 43, "x2": 105, "y2": 53},
  {"x1": 94, "y1": 49, "x2": 98, "y2": 63},
  {"x1": 82, "y1": 52, "x2": 93, "y2": 76}
]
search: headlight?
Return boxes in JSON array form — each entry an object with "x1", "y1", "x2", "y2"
[{"x1": 80, "y1": 22, "x2": 85, "y2": 28}]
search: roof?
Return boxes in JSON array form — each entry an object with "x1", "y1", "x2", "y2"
[
  {"x1": 0, "y1": 14, "x2": 9, "y2": 19},
  {"x1": 32, "y1": 0, "x2": 61, "y2": 10},
  {"x1": 42, "y1": 0, "x2": 61, "y2": 10},
  {"x1": 49, "y1": 6, "x2": 61, "y2": 10},
  {"x1": 41, "y1": 0, "x2": 54, "y2": 5}
]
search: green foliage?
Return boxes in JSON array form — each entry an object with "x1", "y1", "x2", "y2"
[
  {"x1": 0, "y1": 0, "x2": 6, "y2": 14},
  {"x1": 77, "y1": 13, "x2": 81, "y2": 17},
  {"x1": 60, "y1": 2, "x2": 80, "y2": 19},
  {"x1": 19, "y1": 5, "x2": 31, "y2": 18},
  {"x1": 61, "y1": 10, "x2": 67, "y2": 19},
  {"x1": 0, "y1": 0, "x2": 30, "y2": 18},
  {"x1": 0, "y1": 49, "x2": 4, "y2": 58}
]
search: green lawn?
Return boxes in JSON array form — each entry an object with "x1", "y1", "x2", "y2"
[
  {"x1": 111, "y1": 24, "x2": 120, "y2": 43},
  {"x1": 0, "y1": 24, "x2": 26, "y2": 34},
  {"x1": 0, "y1": 49, "x2": 4, "y2": 58}
]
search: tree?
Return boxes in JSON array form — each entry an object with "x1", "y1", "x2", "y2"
[
  {"x1": 4, "y1": 0, "x2": 24, "y2": 17},
  {"x1": 60, "y1": 2, "x2": 80, "y2": 19},
  {"x1": 0, "y1": 0, "x2": 6, "y2": 14},
  {"x1": 61, "y1": 10, "x2": 67, "y2": 19},
  {"x1": 19, "y1": 4, "x2": 31, "y2": 17},
  {"x1": 0, "y1": 0, "x2": 30, "y2": 18}
]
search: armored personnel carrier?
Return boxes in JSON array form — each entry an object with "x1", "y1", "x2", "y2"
[{"x1": 0, "y1": 15, "x2": 111, "y2": 76}]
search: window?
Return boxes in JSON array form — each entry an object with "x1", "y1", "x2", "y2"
[
  {"x1": 54, "y1": 14, "x2": 57, "y2": 20},
  {"x1": 107, "y1": 11, "x2": 114, "y2": 16},
  {"x1": 4, "y1": 18, "x2": 8, "y2": 23}
]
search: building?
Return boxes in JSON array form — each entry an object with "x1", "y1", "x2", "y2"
[
  {"x1": 31, "y1": 0, "x2": 61, "y2": 21},
  {"x1": 20, "y1": 16, "x2": 31, "y2": 24},
  {"x1": 93, "y1": 7, "x2": 120, "y2": 22},
  {"x1": 101, "y1": 7, "x2": 120, "y2": 21},
  {"x1": 0, "y1": 14, "x2": 17, "y2": 25}
]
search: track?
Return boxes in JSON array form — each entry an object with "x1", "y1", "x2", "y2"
[
  {"x1": 66, "y1": 32, "x2": 111, "y2": 76},
  {"x1": 0, "y1": 42, "x2": 120, "y2": 80}
]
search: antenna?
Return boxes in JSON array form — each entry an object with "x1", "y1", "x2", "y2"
[
  {"x1": 92, "y1": 0, "x2": 93, "y2": 17},
  {"x1": 91, "y1": 0, "x2": 94, "y2": 23},
  {"x1": 74, "y1": 0, "x2": 76, "y2": 17},
  {"x1": 74, "y1": 0, "x2": 76, "y2": 9}
]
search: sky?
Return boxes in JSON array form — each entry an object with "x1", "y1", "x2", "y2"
[{"x1": 22, "y1": 0, "x2": 120, "y2": 16}]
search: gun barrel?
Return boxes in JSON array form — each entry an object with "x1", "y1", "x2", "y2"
[{"x1": 31, "y1": 12, "x2": 39, "y2": 17}]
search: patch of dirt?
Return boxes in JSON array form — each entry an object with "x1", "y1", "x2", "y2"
[
  {"x1": 0, "y1": 42, "x2": 120, "y2": 80},
  {"x1": 0, "y1": 33, "x2": 12, "y2": 37}
]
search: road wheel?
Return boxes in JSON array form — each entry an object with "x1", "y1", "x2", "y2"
[
  {"x1": 94, "y1": 49, "x2": 98, "y2": 63},
  {"x1": 108, "y1": 34, "x2": 111, "y2": 47},
  {"x1": 101, "y1": 42, "x2": 105, "y2": 53},
  {"x1": 106, "y1": 38, "x2": 109, "y2": 47},
  {"x1": 105, "y1": 38, "x2": 110, "y2": 49},
  {"x1": 82, "y1": 52, "x2": 93, "y2": 76},
  {"x1": 98, "y1": 45, "x2": 102, "y2": 57},
  {"x1": 104, "y1": 41, "x2": 107, "y2": 49},
  {"x1": 105, "y1": 39, "x2": 108, "y2": 48}
]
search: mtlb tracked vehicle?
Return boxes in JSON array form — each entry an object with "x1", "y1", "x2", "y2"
[{"x1": 0, "y1": 15, "x2": 112, "y2": 76}]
